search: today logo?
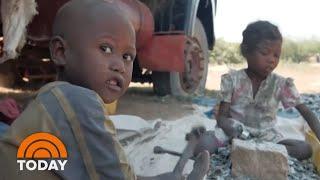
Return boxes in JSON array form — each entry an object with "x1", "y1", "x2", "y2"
[{"x1": 16, "y1": 132, "x2": 68, "y2": 171}]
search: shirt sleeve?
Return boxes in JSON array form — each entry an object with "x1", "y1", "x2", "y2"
[
  {"x1": 280, "y1": 78, "x2": 302, "y2": 109},
  {"x1": 219, "y1": 73, "x2": 233, "y2": 103}
]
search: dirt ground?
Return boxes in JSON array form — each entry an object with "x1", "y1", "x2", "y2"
[
  {"x1": 0, "y1": 63, "x2": 319, "y2": 119},
  {"x1": 117, "y1": 86, "x2": 194, "y2": 120}
]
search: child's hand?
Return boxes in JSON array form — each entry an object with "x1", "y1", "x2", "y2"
[
  {"x1": 216, "y1": 102, "x2": 242, "y2": 139},
  {"x1": 185, "y1": 126, "x2": 206, "y2": 140},
  {"x1": 0, "y1": 99, "x2": 20, "y2": 118},
  {"x1": 185, "y1": 126, "x2": 220, "y2": 156},
  {"x1": 0, "y1": 98, "x2": 21, "y2": 123},
  {"x1": 221, "y1": 121, "x2": 243, "y2": 139}
]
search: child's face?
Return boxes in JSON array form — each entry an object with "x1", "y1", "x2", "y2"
[
  {"x1": 55, "y1": 14, "x2": 136, "y2": 103},
  {"x1": 246, "y1": 40, "x2": 282, "y2": 78}
]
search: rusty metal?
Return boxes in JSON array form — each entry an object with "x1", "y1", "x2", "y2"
[
  {"x1": 17, "y1": 63, "x2": 56, "y2": 82},
  {"x1": 137, "y1": 33, "x2": 186, "y2": 72},
  {"x1": 179, "y1": 36, "x2": 205, "y2": 93},
  {"x1": 119, "y1": 0, "x2": 154, "y2": 49},
  {"x1": 14, "y1": 46, "x2": 56, "y2": 83}
]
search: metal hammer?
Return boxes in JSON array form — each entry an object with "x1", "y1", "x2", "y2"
[{"x1": 153, "y1": 146, "x2": 196, "y2": 160}]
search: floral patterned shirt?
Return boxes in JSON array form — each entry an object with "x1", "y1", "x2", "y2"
[{"x1": 220, "y1": 69, "x2": 302, "y2": 130}]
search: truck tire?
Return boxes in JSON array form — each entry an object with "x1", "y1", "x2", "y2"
[{"x1": 152, "y1": 18, "x2": 209, "y2": 96}]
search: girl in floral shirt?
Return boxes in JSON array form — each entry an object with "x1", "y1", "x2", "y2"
[{"x1": 217, "y1": 21, "x2": 320, "y2": 160}]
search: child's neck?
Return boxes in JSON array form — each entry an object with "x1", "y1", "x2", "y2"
[
  {"x1": 56, "y1": 66, "x2": 66, "y2": 81},
  {"x1": 245, "y1": 68, "x2": 267, "y2": 82},
  {"x1": 245, "y1": 68, "x2": 269, "y2": 98}
]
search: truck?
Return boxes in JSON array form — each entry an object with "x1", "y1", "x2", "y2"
[{"x1": 0, "y1": 0, "x2": 216, "y2": 96}]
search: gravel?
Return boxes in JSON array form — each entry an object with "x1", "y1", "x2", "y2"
[{"x1": 207, "y1": 145, "x2": 320, "y2": 180}]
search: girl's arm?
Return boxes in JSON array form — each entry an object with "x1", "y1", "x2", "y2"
[
  {"x1": 217, "y1": 102, "x2": 240, "y2": 138},
  {"x1": 296, "y1": 104, "x2": 320, "y2": 140}
]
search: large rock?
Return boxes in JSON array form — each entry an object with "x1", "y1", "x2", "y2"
[{"x1": 231, "y1": 139, "x2": 289, "y2": 180}]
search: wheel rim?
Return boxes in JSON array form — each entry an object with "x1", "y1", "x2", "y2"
[{"x1": 179, "y1": 36, "x2": 205, "y2": 93}]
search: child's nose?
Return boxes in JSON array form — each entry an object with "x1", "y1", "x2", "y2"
[
  {"x1": 267, "y1": 56, "x2": 276, "y2": 65},
  {"x1": 109, "y1": 57, "x2": 125, "y2": 73}
]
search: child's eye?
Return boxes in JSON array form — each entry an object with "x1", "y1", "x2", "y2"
[
  {"x1": 100, "y1": 45, "x2": 113, "y2": 54},
  {"x1": 259, "y1": 50, "x2": 268, "y2": 56},
  {"x1": 123, "y1": 54, "x2": 134, "y2": 62}
]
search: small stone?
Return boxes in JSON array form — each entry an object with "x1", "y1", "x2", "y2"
[
  {"x1": 288, "y1": 160, "x2": 294, "y2": 165},
  {"x1": 287, "y1": 108, "x2": 294, "y2": 113},
  {"x1": 289, "y1": 167, "x2": 296, "y2": 174},
  {"x1": 214, "y1": 168, "x2": 222, "y2": 175},
  {"x1": 231, "y1": 139, "x2": 289, "y2": 180}
]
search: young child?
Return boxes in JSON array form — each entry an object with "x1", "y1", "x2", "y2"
[
  {"x1": 217, "y1": 20, "x2": 320, "y2": 160},
  {"x1": 0, "y1": 0, "x2": 209, "y2": 179}
]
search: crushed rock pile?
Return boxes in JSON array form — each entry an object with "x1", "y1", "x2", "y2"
[{"x1": 208, "y1": 146, "x2": 320, "y2": 180}]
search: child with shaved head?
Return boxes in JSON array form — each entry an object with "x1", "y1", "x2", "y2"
[{"x1": 0, "y1": 0, "x2": 209, "y2": 179}]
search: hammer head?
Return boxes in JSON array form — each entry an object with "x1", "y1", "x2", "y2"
[{"x1": 153, "y1": 146, "x2": 165, "y2": 154}]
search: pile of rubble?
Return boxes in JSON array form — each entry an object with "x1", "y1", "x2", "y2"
[
  {"x1": 207, "y1": 141, "x2": 320, "y2": 180},
  {"x1": 302, "y1": 94, "x2": 320, "y2": 119},
  {"x1": 207, "y1": 146, "x2": 232, "y2": 179},
  {"x1": 278, "y1": 94, "x2": 320, "y2": 119}
]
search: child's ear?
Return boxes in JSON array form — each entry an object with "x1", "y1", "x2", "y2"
[{"x1": 49, "y1": 36, "x2": 67, "y2": 66}]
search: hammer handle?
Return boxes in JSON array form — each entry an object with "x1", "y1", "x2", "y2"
[{"x1": 154, "y1": 146, "x2": 196, "y2": 160}]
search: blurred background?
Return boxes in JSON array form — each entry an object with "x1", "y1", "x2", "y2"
[{"x1": 207, "y1": 0, "x2": 320, "y2": 93}]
